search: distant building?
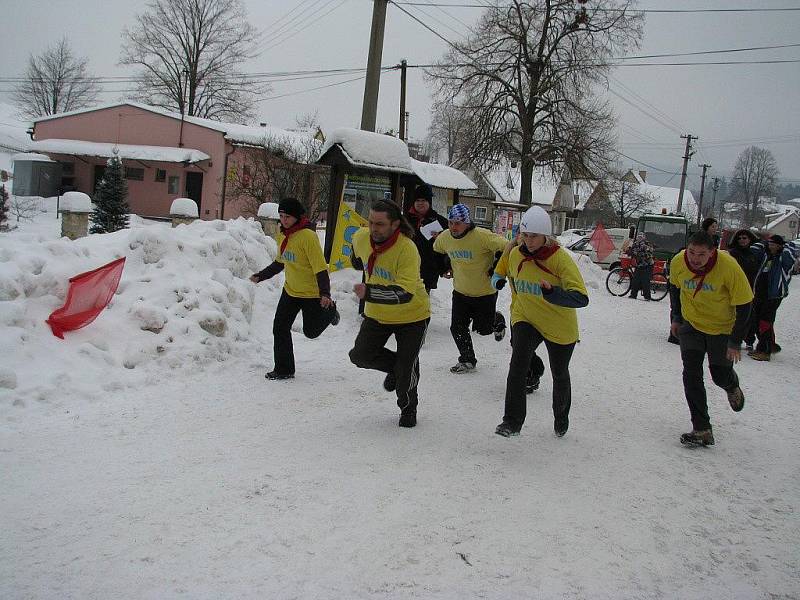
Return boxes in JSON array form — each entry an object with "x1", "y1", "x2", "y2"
[{"x1": 29, "y1": 101, "x2": 324, "y2": 220}]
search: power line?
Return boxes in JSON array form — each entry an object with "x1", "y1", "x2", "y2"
[{"x1": 393, "y1": 3, "x2": 800, "y2": 13}]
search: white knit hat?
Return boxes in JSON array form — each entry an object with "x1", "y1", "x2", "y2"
[{"x1": 519, "y1": 206, "x2": 552, "y2": 235}]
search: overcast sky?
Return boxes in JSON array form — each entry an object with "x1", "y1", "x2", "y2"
[{"x1": 1, "y1": 0, "x2": 798, "y2": 190}]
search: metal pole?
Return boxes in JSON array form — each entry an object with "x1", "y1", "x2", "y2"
[
  {"x1": 676, "y1": 134, "x2": 696, "y2": 214},
  {"x1": 399, "y1": 59, "x2": 407, "y2": 141},
  {"x1": 697, "y1": 163, "x2": 711, "y2": 225},
  {"x1": 360, "y1": 0, "x2": 389, "y2": 132}
]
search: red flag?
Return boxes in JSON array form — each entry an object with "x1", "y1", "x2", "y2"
[
  {"x1": 589, "y1": 223, "x2": 615, "y2": 262},
  {"x1": 46, "y1": 257, "x2": 126, "y2": 339}
]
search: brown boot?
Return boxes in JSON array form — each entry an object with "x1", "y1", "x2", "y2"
[
  {"x1": 680, "y1": 429, "x2": 715, "y2": 446},
  {"x1": 750, "y1": 351, "x2": 770, "y2": 361},
  {"x1": 726, "y1": 387, "x2": 745, "y2": 412}
]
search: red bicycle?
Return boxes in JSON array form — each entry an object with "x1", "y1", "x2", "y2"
[{"x1": 605, "y1": 257, "x2": 669, "y2": 301}]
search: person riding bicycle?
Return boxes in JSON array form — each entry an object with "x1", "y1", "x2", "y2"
[{"x1": 626, "y1": 233, "x2": 655, "y2": 300}]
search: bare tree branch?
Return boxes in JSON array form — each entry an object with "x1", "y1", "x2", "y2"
[
  {"x1": 12, "y1": 38, "x2": 100, "y2": 119},
  {"x1": 426, "y1": 0, "x2": 643, "y2": 205},
  {"x1": 120, "y1": 0, "x2": 267, "y2": 122},
  {"x1": 730, "y1": 146, "x2": 780, "y2": 227}
]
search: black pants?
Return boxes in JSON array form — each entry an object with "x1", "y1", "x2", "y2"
[
  {"x1": 504, "y1": 322, "x2": 575, "y2": 430},
  {"x1": 450, "y1": 290, "x2": 504, "y2": 365},
  {"x1": 349, "y1": 317, "x2": 429, "y2": 414},
  {"x1": 273, "y1": 290, "x2": 336, "y2": 375},
  {"x1": 629, "y1": 264, "x2": 653, "y2": 299},
  {"x1": 752, "y1": 296, "x2": 782, "y2": 353},
  {"x1": 678, "y1": 322, "x2": 739, "y2": 432},
  {"x1": 510, "y1": 326, "x2": 545, "y2": 383}
]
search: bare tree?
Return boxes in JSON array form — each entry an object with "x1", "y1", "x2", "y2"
[
  {"x1": 424, "y1": 99, "x2": 476, "y2": 167},
  {"x1": 12, "y1": 38, "x2": 100, "y2": 119},
  {"x1": 9, "y1": 196, "x2": 41, "y2": 223},
  {"x1": 730, "y1": 146, "x2": 779, "y2": 227},
  {"x1": 426, "y1": 0, "x2": 643, "y2": 205},
  {"x1": 603, "y1": 174, "x2": 656, "y2": 227},
  {"x1": 120, "y1": 0, "x2": 266, "y2": 122},
  {"x1": 226, "y1": 133, "x2": 329, "y2": 221}
]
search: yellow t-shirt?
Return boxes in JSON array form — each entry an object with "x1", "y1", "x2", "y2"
[
  {"x1": 669, "y1": 250, "x2": 753, "y2": 335},
  {"x1": 275, "y1": 228, "x2": 329, "y2": 298},
  {"x1": 352, "y1": 228, "x2": 430, "y2": 324},
  {"x1": 433, "y1": 227, "x2": 509, "y2": 297},
  {"x1": 503, "y1": 246, "x2": 587, "y2": 345}
]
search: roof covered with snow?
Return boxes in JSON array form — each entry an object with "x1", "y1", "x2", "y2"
[
  {"x1": 409, "y1": 158, "x2": 476, "y2": 191},
  {"x1": 29, "y1": 139, "x2": 210, "y2": 164},
  {"x1": 482, "y1": 164, "x2": 563, "y2": 207},
  {"x1": 31, "y1": 101, "x2": 319, "y2": 160},
  {"x1": 636, "y1": 182, "x2": 698, "y2": 220},
  {"x1": 765, "y1": 208, "x2": 799, "y2": 231},
  {"x1": 317, "y1": 128, "x2": 413, "y2": 174}
]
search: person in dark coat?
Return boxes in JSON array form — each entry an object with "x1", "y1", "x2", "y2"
[
  {"x1": 701, "y1": 217, "x2": 721, "y2": 248},
  {"x1": 626, "y1": 233, "x2": 655, "y2": 300},
  {"x1": 406, "y1": 183, "x2": 449, "y2": 292},
  {"x1": 726, "y1": 229, "x2": 760, "y2": 350},
  {"x1": 747, "y1": 234, "x2": 798, "y2": 361}
]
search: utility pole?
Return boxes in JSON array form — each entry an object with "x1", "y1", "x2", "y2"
[
  {"x1": 398, "y1": 59, "x2": 407, "y2": 141},
  {"x1": 360, "y1": 0, "x2": 389, "y2": 132},
  {"x1": 696, "y1": 163, "x2": 711, "y2": 225},
  {"x1": 711, "y1": 177, "x2": 720, "y2": 225},
  {"x1": 676, "y1": 134, "x2": 697, "y2": 214}
]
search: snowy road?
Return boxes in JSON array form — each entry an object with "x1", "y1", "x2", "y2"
[{"x1": 2, "y1": 214, "x2": 799, "y2": 599}]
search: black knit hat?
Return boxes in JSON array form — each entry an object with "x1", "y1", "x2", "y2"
[
  {"x1": 414, "y1": 183, "x2": 433, "y2": 202},
  {"x1": 278, "y1": 197, "x2": 305, "y2": 219},
  {"x1": 768, "y1": 234, "x2": 785, "y2": 246}
]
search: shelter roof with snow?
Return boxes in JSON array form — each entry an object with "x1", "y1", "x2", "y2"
[{"x1": 29, "y1": 139, "x2": 209, "y2": 164}]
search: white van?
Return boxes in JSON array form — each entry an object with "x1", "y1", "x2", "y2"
[{"x1": 566, "y1": 228, "x2": 633, "y2": 269}]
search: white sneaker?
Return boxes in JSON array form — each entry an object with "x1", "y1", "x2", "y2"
[{"x1": 450, "y1": 361, "x2": 476, "y2": 374}]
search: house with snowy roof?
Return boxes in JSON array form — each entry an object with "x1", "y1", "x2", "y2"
[
  {"x1": 29, "y1": 101, "x2": 325, "y2": 220},
  {"x1": 764, "y1": 208, "x2": 800, "y2": 240},
  {"x1": 467, "y1": 162, "x2": 575, "y2": 236}
]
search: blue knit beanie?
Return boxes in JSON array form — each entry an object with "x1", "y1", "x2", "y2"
[{"x1": 447, "y1": 203, "x2": 471, "y2": 223}]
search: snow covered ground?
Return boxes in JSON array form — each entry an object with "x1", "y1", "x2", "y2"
[{"x1": 2, "y1": 200, "x2": 798, "y2": 599}]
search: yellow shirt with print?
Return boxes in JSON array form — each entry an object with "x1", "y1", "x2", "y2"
[
  {"x1": 669, "y1": 250, "x2": 753, "y2": 335},
  {"x1": 352, "y1": 228, "x2": 430, "y2": 324},
  {"x1": 433, "y1": 227, "x2": 509, "y2": 297},
  {"x1": 503, "y1": 246, "x2": 587, "y2": 345},
  {"x1": 275, "y1": 228, "x2": 328, "y2": 298}
]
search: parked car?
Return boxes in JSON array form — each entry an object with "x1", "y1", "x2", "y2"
[{"x1": 567, "y1": 228, "x2": 632, "y2": 269}]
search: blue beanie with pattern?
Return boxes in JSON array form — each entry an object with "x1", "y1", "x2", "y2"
[{"x1": 447, "y1": 203, "x2": 471, "y2": 223}]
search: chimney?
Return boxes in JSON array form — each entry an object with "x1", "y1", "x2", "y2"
[{"x1": 638, "y1": 170, "x2": 647, "y2": 182}]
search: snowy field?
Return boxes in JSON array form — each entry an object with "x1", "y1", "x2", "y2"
[{"x1": 1, "y1": 199, "x2": 798, "y2": 599}]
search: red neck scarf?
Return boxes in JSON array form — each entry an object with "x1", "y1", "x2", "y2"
[
  {"x1": 367, "y1": 228, "x2": 402, "y2": 277},
  {"x1": 684, "y1": 248, "x2": 718, "y2": 297},
  {"x1": 517, "y1": 243, "x2": 559, "y2": 276},
  {"x1": 408, "y1": 206, "x2": 427, "y2": 229},
  {"x1": 280, "y1": 217, "x2": 309, "y2": 255}
]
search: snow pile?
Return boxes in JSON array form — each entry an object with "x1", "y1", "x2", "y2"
[
  {"x1": 169, "y1": 197, "x2": 199, "y2": 217},
  {"x1": 257, "y1": 202, "x2": 279, "y2": 219},
  {"x1": 0, "y1": 210, "x2": 276, "y2": 405},
  {"x1": 60, "y1": 191, "x2": 92, "y2": 213}
]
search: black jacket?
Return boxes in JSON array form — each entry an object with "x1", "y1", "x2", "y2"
[
  {"x1": 727, "y1": 229, "x2": 759, "y2": 286},
  {"x1": 407, "y1": 207, "x2": 449, "y2": 289}
]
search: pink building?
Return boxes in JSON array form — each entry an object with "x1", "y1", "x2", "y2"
[{"x1": 30, "y1": 102, "x2": 322, "y2": 220}]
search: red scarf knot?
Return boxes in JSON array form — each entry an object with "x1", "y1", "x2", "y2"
[
  {"x1": 367, "y1": 228, "x2": 402, "y2": 277},
  {"x1": 279, "y1": 217, "x2": 310, "y2": 255},
  {"x1": 517, "y1": 243, "x2": 559, "y2": 276},
  {"x1": 684, "y1": 248, "x2": 718, "y2": 297}
]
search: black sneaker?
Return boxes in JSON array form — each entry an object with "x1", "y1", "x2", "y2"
[
  {"x1": 667, "y1": 334, "x2": 680, "y2": 345},
  {"x1": 680, "y1": 429, "x2": 714, "y2": 446},
  {"x1": 726, "y1": 386, "x2": 745, "y2": 412},
  {"x1": 495, "y1": 421, "x2": 521, "y2": 437},
  {"x1": 329, "y1": 304, "x2": 340, "y2": 326},
  {"x1": 398, "y1": 411, "x2": 416, "y2": 428},
  {"x1": 554, "y1": 419, "x2": 568, "y2": 438},
  {"x1": 493, "y1": 313, "x2": 506, "y2": 342},
  {"x1": 383, "y1": 372, "x2": 397, "y2": 392},
  {"x1": 525, "y1": 376, "x2": 540, "y2": 394},
  {"x1": 266, "y1": 370, "x2": 294, "y2": 380}
]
